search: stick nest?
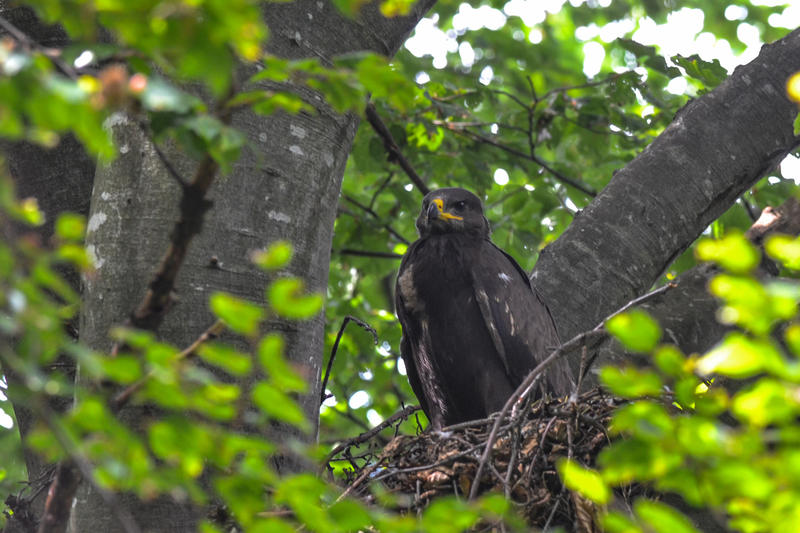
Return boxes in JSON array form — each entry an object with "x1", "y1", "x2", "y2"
[{"x1": 326, "y1": 388, "x2": 624, "y2": 528}]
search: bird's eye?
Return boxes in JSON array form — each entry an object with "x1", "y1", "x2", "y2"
[{"x1": 453, "y1": 201, "x2": 467, "y2": 211}]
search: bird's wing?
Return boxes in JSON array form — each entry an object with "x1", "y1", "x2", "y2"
[
  {"x1": 395, "y1": 242, "x2": 434, "y2": 420},
  {"x1": 471, "y1": 241, "x2": 568, "y2": 391}
]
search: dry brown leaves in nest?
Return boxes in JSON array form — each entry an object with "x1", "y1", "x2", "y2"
[{"x1": 324, "y1": 387, "x2": 624, "y2": 530}]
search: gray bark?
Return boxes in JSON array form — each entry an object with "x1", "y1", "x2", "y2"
[{"x1": 533, "y1": 28, "x2": 800, "y2": 375}]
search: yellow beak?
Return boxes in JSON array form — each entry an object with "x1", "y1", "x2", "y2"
[{"x1": 432, "y1": 198, "x2": 463, "y2": 221}]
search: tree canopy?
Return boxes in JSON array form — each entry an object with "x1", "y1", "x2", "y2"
[{"x1": 0, "y1": 0, "x2": 799, "y2": 531}]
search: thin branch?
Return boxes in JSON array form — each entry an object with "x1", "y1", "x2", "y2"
[
  {"x1": 539, "y1": 73, "x2": 625, "y2": 102},
  {"x1": 740, "y1": 196, "x2": 760, "y2": 223},
  {"x1": 320, "y1": 316, "x2": 378, "y2": 404},
  {"x1": 323, "y1": 405, "x2": 420, "y2": 468},
  {"x1": 327, "y1": 404, "x2": 373, "y2": 433},
  {"x1": 468, "y1": 282, "x2": 677, "y2": 500},
  {"x1": 341, "y1": 193, "x2": 410, "y2": 244},
  {"x1": 431, "y1": 119, "x2": 530, "y2": 135},
  {"x1": 333, "y1": 459, "x2": 386, "y2": 504},
  {"x1": 458, "y1": 129, "x2": 597, "y2": 197},
  {"x1": 136, "y1": 120, "x2": 189, "y2": 188},
  {"x1": 369, "y1": 171, "x2": 395, "y2": 210},
  {"x1": 525, "y1": 75, "x2": 539, "y2": 103},
  {"x1": 337, "y1": 248, "x2": 403, "y2": 259},
  {"x1": 487, "y1": 185, "x2": 527, "y2": 210},
  {"x1": 365, "y1": 102, "x2": 430, "y2": 195},
  {"x1": 111, "y1": 319, "x2": 225, "y2": 411},
  {"x1": 0, "y1": 16, "x2": 77, "y2": 79}
]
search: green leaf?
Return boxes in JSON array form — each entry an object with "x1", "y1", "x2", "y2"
[
  {"x1": 696, "y1": 332, "x2": 782, "y2": 378},
  {"x1": 601, "y1": 511, "x2": 642, "y2": 533},
  {"x1": 653, "y1": 345, "x2": 688, "y2": 377},
  {"x1": 56, "y1": 243, "x2": 91, "y2": 270},
  {"x1": 251, "y1": 241, "x2": 293, "y2": 270},
  {"x1": 140, "y1": 78, "x2": 199, "y2": 113},
  {"x1": 732, "y1": 378, "x2": 797, "y2": 427},
  {"x1": 258, "y1": 334, "x2": 307, "y2": 393},
  {"x1": 252, "y1": 382, "x2": 309, "y2": 430},
  {"x1": 55, "y1": 213, "x2": 86, "y2": 241},
  {"x1": 248, "y1": 519, "x2": 296, "y2": 533},
  {"x1": 634, "y1": 500, "x2": 699, "y2": 533},
  {"x1": 601, "y1": 366, "x2": 663, "y2": 398},
  {"x1": 708, "y1": 274, "x2": 772, "y2": 335},
  {"x1": 100, "y1": 356, "x2": 143, "y2": 384},
  {"x1": 379, "y1": 0, "x2": 415, "y2": 16},
  {"x1": 250, "y1": 92, "x2": 312, "y2": 116},
  {"x1": 695, "y1": 233, "x2": 760, "y2": 274},
  {"x1": 711, "y1": 460, "x2": 774, "y2": 501},
  {"x1": 765, "y1": 234, "x2": 800, "y2": 270},
  {"x1": 274, "y1": 474, "x2": 333, "y2": 531},
  {"x1": 330, "y1": 0, "x2": 369, "y2": 17},
  {"x1": 558, "y1": 459, "x2": 611, "y2": 504},
  {"x1": 421, "y1": 497, "x2": 481, "y2": 531},
  {"x1": 209, "y1": 292, "x2": 264, "y2": 336},
  {"x1": 14, "y1": 197, "x2": 45, "y2": 226},
  {"x1": 210, "y1": 126, "x2": 246, "y2": 170},
  {"x1": 197, "y1": 343, "x2": 252, "y2": 376},
  {"x1": 672, "y1": 54, "x2": 728, "y2": 90},
  {"x1": 616, "y1": 38, "x2": 657, "y2": 58},
  {"x1": 328, "y1": 499, "x2": 372, "y2": 531},
  {"x1": 606, "y1": 309, "x2": 661, "y2": 353},
  {"x1": 610, "y1": 401, "x2": 673, "y2": 439},
  {"x1": 674, "y1": 417, "x2": 724, "y2": 457},
  {"x1": 785, "y1": 324, "x2": 800, "y2": 356},
  {"x1": 599, "y1": 439, "x2": 683, "y2": 484},
  {"x1": 267, "y1": 278, "x2": 323, "y2": 320}
]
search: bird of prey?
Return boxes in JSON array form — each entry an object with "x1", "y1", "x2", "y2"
[{"x1": 395, "y1": 187, "x2": 573, "y2": 429}]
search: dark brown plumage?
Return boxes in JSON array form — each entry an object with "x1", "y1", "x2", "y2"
[{"x1": 395, "y1": 188, "x2": 573, "y2": 429}]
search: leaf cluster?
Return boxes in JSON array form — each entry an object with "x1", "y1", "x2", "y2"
[{"x1": 561, "y1": 233, "x2": 800, "y2": 532}]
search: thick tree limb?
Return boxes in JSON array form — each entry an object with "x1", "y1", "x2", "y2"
[
  {"x1": 533, "y1": 28, "x2": 800, "y2": 352},
  {"x1": 591, "y1": 198, "x2": 800, "y2": 379}
]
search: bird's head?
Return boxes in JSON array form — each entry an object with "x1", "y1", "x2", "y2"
[{"x1": 415, "y1": 188, "x2": 490, "y2": 238}]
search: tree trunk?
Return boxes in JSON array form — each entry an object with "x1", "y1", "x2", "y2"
[{"x1": 69, "y1": 1, "x2": 436, "y2": 531}]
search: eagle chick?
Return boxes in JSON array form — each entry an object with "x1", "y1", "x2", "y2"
[{"x1": 395, "y1": 187, "x2": 573, "y2": 429}]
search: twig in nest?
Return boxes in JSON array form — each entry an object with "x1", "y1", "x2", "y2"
[
  {"x1": 332, "y1": 388, "x2": 618, "y2": 527},
  {"x1": 468, "y1": 283, "x2": 676, "y2": 500},
  {"x1": 322, "y1": 405, "x2": 420, "y2": 470},
  {"x1": 320, "y1": 316, "x2": 378, "y2": 404}
]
